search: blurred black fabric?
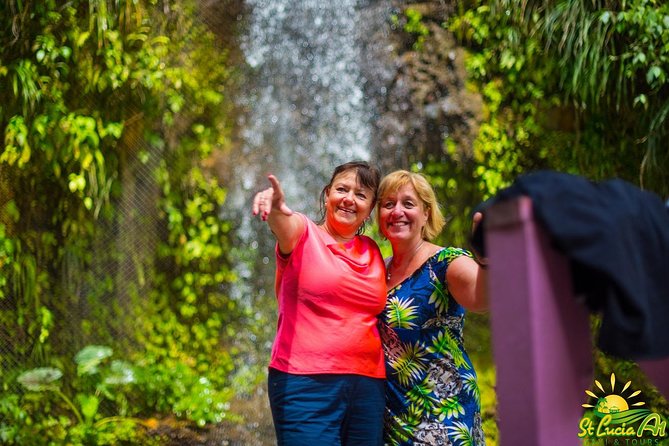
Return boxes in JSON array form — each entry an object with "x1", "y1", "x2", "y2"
[{"x1": 472, "y1": 171, "x2": 669, "y2": 360}]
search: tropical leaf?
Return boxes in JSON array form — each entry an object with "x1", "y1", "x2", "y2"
[
  {"x1": 462, "y1": 372, "x2": 481, "y2": 407},
  {"x1": 438, "y1": 247, "x2": 471, "y2": 263},
  {"x1": 387, "y1": 404, "x2": 423, "y2": 446},
  {"x1": 77, "y1": 394, "x2": 100, "y2": 423},
  {"x1": 428, "y1": 281, "x2": 449, "y2": 313},
  {"x1": 388, "y1": 416, "x2": 413, "y2": 446},
  {"x1": 434, "y1": 395, "x2": 466, "y2": 420},
  {"x1": 103, "y1": 360, "x2": 136, "y2": 385},
  {"x1": 389, "y1": 341, "x2": 429, "y2": 386},
  {"x1": 427, "y1": 329, "x2": 470, "y2": 369},
  {"x1": 430, "y1": 248, "x2": 472, "y2": 313},
  {"x1": 404, "y1": 402, "x2": 424, "y2": 427},
  {"x1": 406, "y1": 380, "x2": 437, "y2": 412},
  {"x1": 541, "y1": 0, "x2": 614, "y2": 108},
  {"x1": 74, "y1": 345, "x2": 113, "y2": 376},
  {"x1": 17, "y1": 367, "x2": 62, "y2": 391},
  {"x1": 386, "y1": 295, "x2": 419, "y2": 329},
  {"x1": 447, "y1": 420, "x2": 475, "y2": 446}
]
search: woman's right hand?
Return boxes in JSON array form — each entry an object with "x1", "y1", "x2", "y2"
[
  {"x1": 252, "y1": 175, "x2": 294, "y2": 221},
  {"x1": 253, "y1": 175, "x2": 304, "y2": 255},
  {"x1": 471, "y1": 211, "x2": 489, "y2": 268}
]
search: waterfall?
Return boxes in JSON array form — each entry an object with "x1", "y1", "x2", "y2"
[
  {"x1": 223, "y1": 0, "x2": 397, "y2": 360},
  {"x1": 233, "y1": 0, "x2": 391, "y2": 210},
  {"x1": 217, "y1": 6, "x2": 398, "y2": 436}
]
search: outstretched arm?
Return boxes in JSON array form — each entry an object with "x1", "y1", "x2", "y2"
[
  {"x1": 446, "y1": 211, "x2": 489, "y2": 312},
  {"x1": 446, "y1": 256, "x2": 488, "y2": 312},
  {"x1": 252, "y1": 175, "x2": 305, "y2": 255}
]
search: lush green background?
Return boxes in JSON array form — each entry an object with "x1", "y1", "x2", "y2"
[
  {"x1": 1, "y1": 0, "x2": 247, "y2": 443},
  {"x1": 424, "y1": 1, "x2": 668, "y2": 444},
  {"x1": 1, "y1": 0, "x2": 668, "y2": 444}
]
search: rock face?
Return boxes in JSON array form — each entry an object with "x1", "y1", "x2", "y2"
[{"x1": 365, "y1": 0, "x2": 482, "y2": 172}]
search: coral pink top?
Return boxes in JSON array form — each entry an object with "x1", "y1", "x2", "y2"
[{"x1": 269, "y1": 214, "x2": 387, "y2": 378}]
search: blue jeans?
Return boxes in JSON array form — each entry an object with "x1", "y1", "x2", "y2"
[{"x1": 267, "y1": 368, "x2": 385, "y2": 446}]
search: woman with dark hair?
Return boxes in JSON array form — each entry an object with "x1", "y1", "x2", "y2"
[{"x1": 252, "y1": 161, "x2": 387, "y2": 446}]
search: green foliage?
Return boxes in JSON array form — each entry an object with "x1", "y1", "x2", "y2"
[
  {"x1": 539, "y1": 0, "x2": 669, "y2": 193},
  {"x1": 404, "y1": 8, "x2": 430, "y2": 51},
  {"x1": 134, "y1": 360, "x2": 233, "y2": 427},
  {"x1": 0, "y1": 0, "x2": 243, "y2": 441},
  {"x1": 5, "y1": 345, "x2": 151, "y2": 445},
  {"x1": 1, "y1": 0, "x2": 163, "y2": 364},
  {"x1": 417, "y1": 154, "x2": 479, "y2": 250},
  {"x1": 410, "y1": 2, "x2": 669, "y2": 444},
  {"x1": 449, "y1": 0, "x2": 669, "y2": 197},
  {"x1": 132, "y1": 2, "x2": 239, "y2": 414},
  {"x1": 3, "y1": 343, "x2": 234, "y2": 443},
  {"x1": 392, "y1": 8, "x2": 431, "y2": 51},
  {"x1": 448, "y1": 2, "x2": 564, "y2": 198}
]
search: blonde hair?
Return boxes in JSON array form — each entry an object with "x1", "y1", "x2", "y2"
[{"x1": 377, "y1": 170, "x2": 446, "y2": 241}]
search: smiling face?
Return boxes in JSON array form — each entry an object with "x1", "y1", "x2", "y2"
[
  {"x1": 323, "y1": 169, "x2": 375, "y2": 238},
  {"x1": 379, "y1": 183, "x2": 429, "y2": 243}
]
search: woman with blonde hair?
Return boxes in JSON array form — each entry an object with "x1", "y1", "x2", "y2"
[{"x1": 376, "y1": 169, "x2": 488, "y2": 445}]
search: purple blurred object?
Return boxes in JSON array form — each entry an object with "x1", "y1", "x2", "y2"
[{"x1": 486, "y1": 197, "x2": 669, "y2": 446}]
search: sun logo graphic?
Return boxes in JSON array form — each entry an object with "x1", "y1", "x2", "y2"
[
  {"x1": 583, "y1": 373, "x2": 646, "y2": 415},
  {"x1": 578, "y1": 373, "x2": 667, "y2": 442}
]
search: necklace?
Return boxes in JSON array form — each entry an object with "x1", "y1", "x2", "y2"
[{"x1": 386, "y1": 240, "x2": 425, "y2": 281}]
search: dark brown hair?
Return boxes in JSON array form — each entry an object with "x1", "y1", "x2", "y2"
[{"x1": 318, "y1": 160, "x2": 381, "y2": 234}]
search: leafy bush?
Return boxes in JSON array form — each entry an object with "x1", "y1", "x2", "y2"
[
  {"x1": 1, "y1": 0, "x2": 244, "y2": 439},
  {"x1": 2, "y1": 344, "x2": 235, "y2": 444},
  {"x1": 448, "y1": 0, "x2": 669, "y2": 197},
  {"x1": 3, "y1": 346, "x2": 151, "y2": 445},
  {"x1": 134, "y1": 359, "x2": 234, "y2": 428}
]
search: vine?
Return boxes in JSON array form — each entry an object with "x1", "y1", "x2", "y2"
[{"x1": 1, "y1": 0, "x2": 241, "y2": 442}]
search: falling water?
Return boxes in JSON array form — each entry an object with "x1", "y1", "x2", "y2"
[
  {"x1": 232, "y1": 0, "x2": 396, "y2": 208},
  {"x1": 216, "y1": 2, "x2": 398, "y2": 441},
  {"x1": 224, "y1": 0, "x2": 397, "y2": 345}
]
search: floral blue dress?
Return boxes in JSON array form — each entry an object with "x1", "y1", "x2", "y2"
[{"x1": 379, "y1": 247, "x2": 485, "y2": 446}]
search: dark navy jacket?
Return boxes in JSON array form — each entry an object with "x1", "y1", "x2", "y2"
[{"x1": 472, "y1": 171, "x2": 669, "y2": 360}]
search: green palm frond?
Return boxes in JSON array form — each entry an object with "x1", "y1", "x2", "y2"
[
  {"x1": 462, "y1": 372, "x2": 481, "y2": 406},
  {"x1": 407, "y1": 380, "x2": 437, "y2": 412},
  {"x1": 427, "y1": 329, "x2": 470, "y2": 369},
  {"x1": 389, "y1": 341, "x2": 429, "y2": 386},
  {"x1": 434, "y1": 396, "x2": 466, "y2": 421},
  {"x1": 386, "y1": 295, "x2": 419, "y2": 329},
  {"x1": 404, "y1": 402, "x2": 424, "y2": 426},
  {"x1": 428, "y1": 281, "x2": 449, "y2": 313},
  {"x1": 447, "y1": 420, "x2": 475, "y2": 446},
  {"x1": 387, "y1": 412, "x2": 416, "y2": 446},
  {"x1": 388, "y1": 404, "x2": 423, "y2": 446},
  {"x1": 541, "y1": 0, "x2": 613, "y2": 109},
  {"x1": 438, "y1": 247, "x2": 471, "y2": 263},
  {"x1": 388, "y1": 436, "x2": 401, "y2": 446},
  {"x1": 387, "y1": 434, "x2": 403, "y2": 446},
  {"x1": 431, "y1": 248, "x2": 471, "y2": 312}
]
